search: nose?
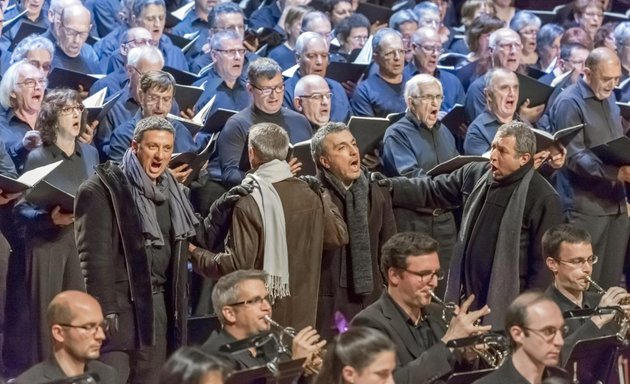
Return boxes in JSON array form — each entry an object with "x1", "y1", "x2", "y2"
[
  {"x1": 553, "y1": 330, "x2": 564, "y2": 347},
  {"x1": 95, "y1": 325, "x2": 106, "y2": 341},
  {"x1": 261, "y1": 298, "x2": 272, "y2": 312}
]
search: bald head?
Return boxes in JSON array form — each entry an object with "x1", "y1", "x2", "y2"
[
  {"x1": 294, "y1": 74, "x2": 331, "y2": 126},
  {"x1": 58, "y1": 4, "x2": 92, "y2": 57},
  {"x1": 47, "y1": 291, "x2": 102, "y2": 328},
  {"x1": 61, "y1": 4, "x2": 91, "y2": 26},
  {"x1": 584, "y1": 47, "x2": 622, "y2": 100},
  {"x1": 411, "y1": 26, "x2": 441, "y2": 74},
  {"x1": 412, "y1": 26, "x2": 440, "y2": 45}
]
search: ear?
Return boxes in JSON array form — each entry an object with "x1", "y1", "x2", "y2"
[
  {"x1": 319, "y1": 154, "x2": 330, "y2": 169},
  {"x1": 546, "y1": 257, "x2": 559, "y2": 274},
  {"x1": 387, "y1": 267, "x2": 402, "y2": 287},
  {"x1": 483, "y1": 87, "x2": 492, "y2": 105},
  {"x1": 519, "y1": 152, "x2": 531, "y2": 166},
  {"x1": 294, "y1": 97, "x2": 303, "y2": 112},
  {"x1": 130, "y1": 14, "x2": 137, "y2": 27},
  {"x1": 583, "y1": 66, "x2": 592, "y2": 82},
  {"x1": 51, "y1": 325, "x2": 65, "y2": 343},
  {"x1": 222, "y1": 306, "x2": 237, "y2": 324},
  {"x1": 211, "y1": 50, "x2": 219, "y2": 63},
  {"x1": 341, "y1": 366, "x2": 358, "y2": 384},
  {"x1": 131, "y1": 139, "x2": 139, "y2": 154},
  {"x1": 246, "y1": 83, "x2": 254, "y2": 95},
  {"x1": 510, "y1": 325, "x2": 525, "y2": 346}
]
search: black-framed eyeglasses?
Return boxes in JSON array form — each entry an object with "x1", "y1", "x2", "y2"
[
  {"x1": 60, "y1": 24, "x2": 90, "y2": 40},
  {"x1": 124, "y1": 38, "x2": 158, "y2": 47},
  {"x1": 250, "y1": 82, "x2": 284, "y2": 96},
  {"x1": 214, "y1": 48, "x2": 247, "y2": 58},
  {"x1": 227, "y1": 294, "x2": 273, "y2": 307},
  {"x1": 58, "y1": 321, "x2": 109, "y2": 335},
  {"x1": 60, "y1": 104, "x2": 85, "y2": 116},
  {"x1": 298, "y1": 92, "x2": 333, "y2": 102},
  {"x1": 402, "y1": 268, "x2": 444, "y2": 281},
  {"x1": 522, "y1": 324, "x2": 569, "y2": 341},
  {"x1": 555, "y1": 255, "x2": 598, "y2": 268},
  {"x1": 416, "y1": 44, "x2": 444, "y2": 54}
]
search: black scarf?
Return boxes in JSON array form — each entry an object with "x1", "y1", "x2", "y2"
[
  {"x1": 121, "y1": 149, "x2": 199, "y2": 246},
  {"x1": 322, "y1": 169, "x2": 373, "y2": 295}
]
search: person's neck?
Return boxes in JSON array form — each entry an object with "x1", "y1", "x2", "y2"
[
  {"x1": 379, "y1": 70, "x2": 403, "y2": 84},
  {"x1": 495, "y1": 5, "x2": 514, "y2": 23},
  {"x1": 522, "y1": 51, "x2": 538, "y2": 66},
  {"x1": 511, "y1": 349, "x2": 545, "y2": 384},
  {"x1": 56, "y1": 135, "x2": 76, "y2": 156},
  {"x1": 285, "y1": 39, "x2": 296, "y2": 50},
  {"x1": 195, "y1": 7, "x2": 209, "y2": 22},
  {"x1": 27, "y1": 9, "x2": 40, "y2": 21},
  {"x1": 15, "y1": 108, "x2": 38, "y2": 129},
  {"x1": 218, "y1": 72, "x2": 237, "y2": 88},
  {"x1": 54, "y1": 349, "x2": 87, "y2": 377},
  {"x1": 554, "y1": 280, "x2": 584, "y2": 307},
  {"x1": 387, "y1": 286, "x2": 422, "y2": 323},
  {"x1": 412, "y1": 60, "x2": 432, "y2": 76},
  {"x1": 493, "y1": 110, "x2": 514, "y2": 125}
]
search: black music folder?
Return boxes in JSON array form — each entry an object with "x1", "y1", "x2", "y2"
[
  {"x1": 326, "y1": 62, "x2": 368, "y2": 84},
  {"x1": 174, "y1": 84, "x2": 203, "y2": 113},
  {"x1": 47, "y1": 68, "x2": 103, "y2": 91},
  {"x1": 225, "y1": 358, "x2": 305, "y2": 384},
  {"x1": 591, "y1": 136, "x2": 630, "y2": 166},
  {"x1": 516, "y1": 72, "x2": 554, "y2": 108},
  {"x1": 25, "y1": 180, "x2": 75, "y2": 213},
  {"x1": 531, "y1": 123, "x2": 584, "y2": 151},
  {"x1": 0, "y1": 160, "x2": 62, "y2": 194},
  {"x1": 356, "y1": 2, "x2": 394, "y2": 25},
  {"x1": 440, "y1": 104, "x2": 468, "y2": 140},
  {"x1": 347, "y1": 116, "x2": 392, "y2": 157},
  {"x1": 83, "y1": 88, "x2": 123, "y2": 124},
  {"x1": 169, "y1": 134, "x2": 217, "y2": 185},
  {"x1": 286, "y1": 139, "x2": 316, "y2": 176}
]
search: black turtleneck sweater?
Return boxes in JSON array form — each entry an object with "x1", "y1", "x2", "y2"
[{"x1": 217, "y1": 104, "x2": 313, "y2": 187}]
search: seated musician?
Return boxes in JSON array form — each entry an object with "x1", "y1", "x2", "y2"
[
  {"x1": 543, "y1": 223, "x2": 630, "y2": 363},
  {"x1": 473, "y1": 291, "x2": 569, "y2": 384},
  {"x1": 201, "y1": 269, "x2": 325, "y2": 373},
  {"x1": 350, "y1": 232, "x2": 491, "y2": 384}
]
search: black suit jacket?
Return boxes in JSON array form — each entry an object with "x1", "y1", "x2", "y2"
[
  {"x1": 14, "y1": 357, "x2": 116, "y2": 384},
  {"x1": 351, "y1": 291, "x2": 455, "y2": 384},
  {"x1": 473, "y1": 357, "x2": 569, "y2": 384}
]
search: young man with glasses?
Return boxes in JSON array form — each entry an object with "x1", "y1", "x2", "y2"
[
  {"x1": 543, "y1": 223, "x2": 630, "y2": 361},
  {"x1": 409, "y1": 27, "x2": 464, "y2": 115},
  {"x1": 218, "y1": 58, "x2": 312, "y2": 187},
  {"x1": 14, "y1": 291, "x2": 116, "y2": 384},
  {"x1": 473, "y1": 291, "x2": 568, "y2": 384},
  {"x1": 201, "y1": 270, "x2": 325, "y2": 372},
  {"x1": 351, "y1": 232, "x2": 489, "y2": 384}
]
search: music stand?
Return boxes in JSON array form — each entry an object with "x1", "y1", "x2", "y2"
[
  {"x1": 563, "y1": 335, "x2": 620, "y2": 383},
  {"x1": 224, "y1": 358, "x2": 306, "y2": 384},
  {"x1": 446, "y1": 368, "x2": 497, "y2": 384}
]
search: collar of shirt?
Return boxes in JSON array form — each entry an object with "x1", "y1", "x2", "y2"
[
  {"x1": 384, "y1": 291, "x2": 428, "y2": 327},
  {"x1": 577, "y1": 77, "x2": 600, "y2": 101},
  {"x1": 548, "y1": 283, "x2": 588, "y2": 310},
  {"x1": 49, "y1": 141, "x2": 83, "y2": 160}
]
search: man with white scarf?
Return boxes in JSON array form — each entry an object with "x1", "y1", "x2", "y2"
[{"x1": 190, "y1": 122, "x2": 348, "y2": 331}]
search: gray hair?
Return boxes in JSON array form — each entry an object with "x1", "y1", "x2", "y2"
[
  {"x1": 212, "y1": 270, "x2": 268, "y2": 324},
  {"x1": 209, "y1": 2, "x2": 243, "y2": 29},
  {"x1": 389, "y1": 9, "x2": 417, "y2": 31},
  {"x1": 247, "y1": 57, "x2": 282, "y2": 84},
  {"x1": 509, "y1": 11, "x2": 540, "y2": 33},
  {"x1": 372, "y1": 28, "x2": 402, "y2": 54},
  {"x1": 248, "y1": 123, "x2": 289, "y2": 162},
  {"x1": 404, "y1": 73, "x2": 442, "y2": 100},
  {"x1": 310, "y1": 122, "x2": 349, "y2": 165},
  {"x1": 295, "y1": 31, "x2": 325, "y2": 57},
  {"x1": 0, "y1": 61, "x2": 38, "y2": 110},
  {"x1": 209, "y1": 29, "x2": 242, "y2": 51},
  {"x1": 132, "y1": 116, "x2": 175, "y2": 143},
  {"x1": 413, "y1": 2, "x2": 439, "y2": 22},
  {"x1": 132, "y1": 0, "x2": 165, "y2": 17},
  {"x1": 496, "y1": 120, "x2": 536, "y2": 156},
  {"x1": 411, "y1": 26, "x2": 439, "y2": 47},
  {"x1": 536, "y1": 24, "x2": 564, "y2": 55},
  {"x1": 127, "y1": 45, "x2": 164, "y2": 67},
  {"x1": 489, "y1": 27, "x2": 519, "y2": 50},
  {"x1": 484, "y1": 67, "x2": 514, "y2": 91},
  {"x1": 301, "y1": 11, "x2": 329, "y2": 32},
  {"x1": 614, "y1": 22, "x2": 630, "y2": 53},
  {"x1": 10, "y1": 34, "x2": 55, "y2": 65}
]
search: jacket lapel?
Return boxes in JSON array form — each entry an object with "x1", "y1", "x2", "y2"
[{"x1": 379, "y1": 293, "x2": 424, "y2": 359}]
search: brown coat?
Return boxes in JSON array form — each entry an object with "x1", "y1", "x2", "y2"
[{"x1": 214, "y1": 177, "x2": 348, "y2": 330}]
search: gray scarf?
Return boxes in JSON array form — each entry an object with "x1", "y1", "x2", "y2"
[
  {"x1": 322, "y1": 169, "x2": 373, "y2": 295},
  {"x1": 246, "y1": 159, "x2": 294, "y2": 300},
  {"x1": 121, "y1": 149, "x2": 199, "y2": 246},
  {"x1": 446, "y1": 166, "x2": 534, "y2": 328}
]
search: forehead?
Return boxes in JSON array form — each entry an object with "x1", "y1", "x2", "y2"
[
  {"x1": 255, "y1": 73, "x2": 283, "y2": 85},
  {"x1": 140, "y1": 129, "x2": 175, "y2": 144},
  {"x1": 379, "y1": 33, "x2": 404, "y2": 49},
  {"x1": 334, "y1": 1, "x2": 352, "y2": 10},
  {"x1": 492, "y1": 72, "x2": 519, "y2": 87},
  {"x1": 140, "y1": 4, "x2": 166, "y2": 16},
  {"x1": 64, "y1": 11, "x2": 91, "y2": 28},
  {"x1": 406, "y1": 252, "x2": 440, "y2": 269},
  {"x1": 558, "y1": 241, "x2": 593, "y2": 258},
  {"x1": 302, "y1": 79, "x2": 330, "y2": 94},
  {"x1": 18, "y1": 65, "x2": 40, "y2": 79},
  {"x1": 349, "y1": 26, "x2": 368, "y2": 35},
  {"x1": 26, "y1": 49, "x2": 52, "y2": 61},
  {"x1": 418, "y1": 81, "x2": 441, "y2": 94},
  {"x1": 593, "y1": 59, "x2": 622, "y2": 77},
  {"x1": 136, "y1": 59, "x2": 163, "y2": 71},
  {"x1": 70, "y1": 300, "x2": 104, "y2": 322},
  {"x1": 218, "y1": 37, "x2": 244, "y2": 49},
  {"x1": 570, "y1": 48, "x2": 589, "y2": 60},
  {"x1": 492, "y1": 134, "x2": 517, "y2": 149},
  {"x1": 145, "y1": 85, "x2": 173, "y2": 96},
  {"x1": 217, "y1": 12, "x2": 244, "y2": 26},
  {"x1": 495, "y1": 31, "x2": 521, "y2": 44},
  {"x1": 309, "y1": 19, "x2": 332, "y2": 33},
  {"x1": 129, "y1": 29, "x2": 153, "y2": 40},
  {"x1": 525, "y1": 300, "x2": 563, "y2": 327},
  {"x1": 236, "y1": 278, "x2": 268, "y2": 297},
  {"x1": 417, "y1": 31, "x2": 440, "y2": 44},
  {"x1": 304, "y1": 38, "x2": 328, "y2": 52},
  {"x1": 324, "y1": 129, "x2": 355, "y2": 147}
]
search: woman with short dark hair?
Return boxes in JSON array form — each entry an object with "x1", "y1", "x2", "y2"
[{"x1": 159, "y1": 347, "x2": 234, "y2": 384}]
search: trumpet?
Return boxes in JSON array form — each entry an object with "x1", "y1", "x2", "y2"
[
  {"x1": 585, "y1": 276, "x2": 630, "y2": 340},
  {"x1": 263, "y1": 315, "x2": 325, "y2": 374},
  {"x1": 429, "y1": 291, "x2": 508, "y2": 369}
]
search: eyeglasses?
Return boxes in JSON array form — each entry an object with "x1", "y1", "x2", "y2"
[
  {"x1": 17, "y1": 78, "x2": 47, "y2": 89},
  {"x1": 402, "y1": 268, "x2": 444, "y2": 281},
  {"x1": 420, "y1": 18, "x2": 440, "y2": 27},
  {"x1": 58, "y1": 321, "x2": 109, "y2": 335},
  {"x1": 213, "y1": 24, "x2": 247, "y2": 34},
  {"x1": 380, "y1": 49, "x2": 405, "y2": 59},
  {"x1": 144, "y1": 94, "x2": 173, "y2": 105},
  {"x1": 519, "y1": 29, "x2": 538, "y2": 36},
  {"x1": 584, "y1": 11, "x2": 603, "y2": 19},
  {"x1": 140, "y1": 14, "x2": 166, "y2": 23},
  {"x1": 299, "y1": 92, "x2": 333, "y2": 101},
  {"x1": 411, "y1": 94, "x2": 444, "y2": 103},
  {"x1": 60, "y1": 104, "x2": 85, "y2": 115},
  {"x1": 497, "y1": 42, "x2": 523, "y2": 51},
  {"x1": 124, "y1": 38, "x2": 158, "y2": 47},
  {"x1": 522, "y1": 324, "x2": 569, "y2": 342},
  {"x1": 214, "y1": 48, "x2": 247, "y2": 58},
  {"x1": 228, "y1": 294, "x2": 273, "y2": 306},
  {"x1": 555, "y1": 255, "x2": 599, "y2": 268},
  {"x1": 28, "y1": 60, "x2": 52, "y2": 73},
  {"x1": 250, "y1": 82, "x2": 285, "y2": 96},
  {"x1": 60, "y1": 24, "x2": 90, "y2": 40},
  {"x1": 417, "y1": 44, "x2": 444, "y2": 54}
]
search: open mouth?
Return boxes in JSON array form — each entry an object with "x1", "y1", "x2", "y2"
[
  {"x1": 72, "y1": 120, "x2": 80, "y2": 129},
  {"x1": 349, "y1": 157, "x2": 360, "y2": 171},
  {"x1": 429, "y1": 108, "x2": 439, "y2": 119},
  {"x1": 150, "y1": 161, "x2": 162, "y2": 172},
  {"x1": 505, "y1": 99, "x2": 515, "y2": 109}
]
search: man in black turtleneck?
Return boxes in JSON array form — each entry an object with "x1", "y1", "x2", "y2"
[
  {"x1": 386, "y1": 121, "x2": 563, "y2": 329},
  {"x1": 218, "y1": 57, "x2": 312, "y2": 188}
]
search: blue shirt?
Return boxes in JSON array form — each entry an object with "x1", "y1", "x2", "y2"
[
  {"x1": 0, "y1": 109, "x2": 35, "y2": 173},
  {"x1": 350, "y1": 72, "x2": 410, "y2": 118},
  {"x1": 85, "y1": 0, "x2": 121, "y2": 38},
  {"x1": 89, "y1": 66, "x2": 128, "y2": 97},
  {"x1": 93, "y1": 25, "x2": 126, "y2": 60},
  {"x1": 382, "y1": 112, "x2": 458, "y2": 178},
  {"x1": 219, "y1": 105, "x2": 313, "y2": 187},
  {"x1": 171, "y1": 10, "x2": 210, "y2": 59},
  {"x1": 283, "y1": 71, "x2": 351, "y2": 123},
  {"x1": 268, "y1": 44, "x2": 296, "y2": 70},
  {"x1": 4, "y1": 10, "x2": 49, "y2": 43},
  {"x1": 160, "y1": 35, "x2": 191, "y2": 71},
  {"x1": 464, "y1": 73, "x2": 487, "y2": 122},
  {"x1": 52, "y1": 41, "x2": 102, "y2": 74},
  {"x1": 248, "y1": 2, "x2": 281, "y2": 30},
  {"x1": 464, "y1": 111, "x2": 502, "y2": 155},
  {"x1": 108, "y1": 111, "x2": 197, "y2": 161}
]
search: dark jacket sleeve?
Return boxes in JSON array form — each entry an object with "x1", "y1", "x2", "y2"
[
  {"x1": 74, "y1": 178, "x2": 119, "y2": 315},
  {"x1": 219, "y1": 117, "x2": 248, "y2": 188}
]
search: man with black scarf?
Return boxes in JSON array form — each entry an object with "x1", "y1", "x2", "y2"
[
  {"x1": 75, "y1": 116, "x2": 201, "y2": 384},
  {"x1": 310, "y1": 122, "x2": 397, "y2": 341},
  {"x1": 383, "y1": 121, "x2": 563, "y2": 329}
]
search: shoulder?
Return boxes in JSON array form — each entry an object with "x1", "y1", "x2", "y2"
[
  {"x1": 14, "y1": 360, "x2": 58, "y2": 383},
  {"x1": 529, "y1": 171, "x2": 560, "y2": 198},
  {"x1": 78, "y1": 141, "x2": 98, "y2": 157},
  {"x1": 87, "y1": 360, "x2": 117, "y2": 383}
]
